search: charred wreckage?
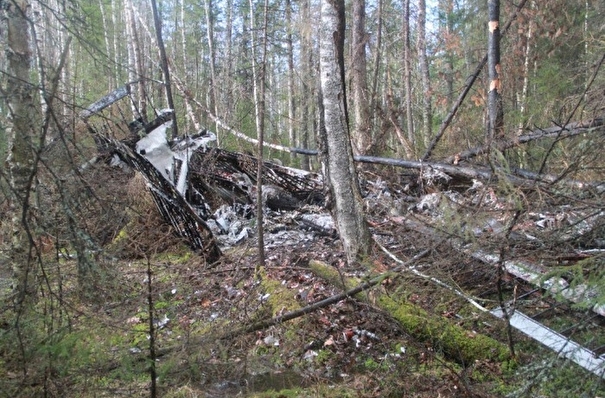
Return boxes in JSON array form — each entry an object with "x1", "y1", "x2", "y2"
[{"x1": 90, "y1": 108, "x2": 326, "y2": 264}]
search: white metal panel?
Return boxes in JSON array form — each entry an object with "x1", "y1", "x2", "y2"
[{"x1": 491, "y1": 308, "x2": 605, "y2": 378}]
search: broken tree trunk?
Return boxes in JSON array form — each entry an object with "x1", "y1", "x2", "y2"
[{"x1": 421, "y1": 0, "x2": 528, "y2": 160}]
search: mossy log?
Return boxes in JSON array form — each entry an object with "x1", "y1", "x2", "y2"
[{"x1": 309, "y1": 260, "x2": 509, "y2": 364}]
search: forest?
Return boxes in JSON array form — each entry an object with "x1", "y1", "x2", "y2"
[{"x1": 1, "y1": 0, "x2": 605, "y2": 396}]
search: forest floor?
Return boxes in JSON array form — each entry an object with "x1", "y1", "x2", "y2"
[{"x1": 2, "y1": 166, "x2": 605, "y2": 397}]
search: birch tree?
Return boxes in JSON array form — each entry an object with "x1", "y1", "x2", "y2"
[
  {"x1": 249, "y1": 0, "x2": 270, "y2": 268},
  {"x1": 5, "y1": 0, "x2": 37, "y2": 298},
  {"x1": 319, "y1": 0, "x2": 370, "y2": 265}
]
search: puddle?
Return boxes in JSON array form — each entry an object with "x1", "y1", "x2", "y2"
[{"x1": 204, "y1": 369, "x2": 306, "y2": 397}]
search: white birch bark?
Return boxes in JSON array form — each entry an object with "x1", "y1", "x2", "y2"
[
  {"x1": 319, "y1": 0, "x2": 370, "y2": 265},
  {"x1": 6, "y1": 0, "x2": 38, "y2": 298}
]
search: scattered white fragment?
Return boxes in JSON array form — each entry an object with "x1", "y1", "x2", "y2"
[
  {"x1": 155, "y1": 314, "x2": 170, "y2": 329},
  {"x1": 303, "y1": 350, "x2": 318, "y2": 361},
  {"x1": 263, "y1": 335, "x2": 280, "y2": 346}
]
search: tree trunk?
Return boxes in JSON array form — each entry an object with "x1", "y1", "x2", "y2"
[
  {"x1": 224, "y1": 0, "x2": 234, "y2": 129},
  {"x1": 299, "y1": 0, "x2": 314, "y2": 171},
  {"x1": 204, "y1": 0, "x2": 219, "y2": 139},
  {"x1": 517, "y1": 1, "x2": 534, "y2": 136},
  {"x1": 125, "y1": 0, "x2": 138, "y2": 117},
  {"x1": 443, "y1": 0, "x2": 455, "y2": 107},
  {"x1": 351, "y1": 0, "x2": 371, "y2": 155},
  {"x1": 286, "y1": 0, "x2": 297, "y2": 163},
  {"x1": 319, "y1": 0, "x2": 370, "y2": 265},
  {"x1": 402, "y1": 0, "x2": 415, "y2": 154},
  {"x1": 151, "y1": 0, "x2": 178, "y2": 138},
  {"x1": 99, "y1": 0, "x2": 115, "y2": 91},
  {"x1": 6, "y1": 0, "x2": 37, "y2": 298},
  {"x1": 417, "y1": 0, "x2": 432, "y2": 144},
  {"x1": 249, "y1": 0, "x2": 270, "y2": 268},
  {"x1": 488, "y1": 0, "x2": 504, "y2": 141},
  {"x1": 126, "y1": 0, "x2": 147, "y2": 121},
  {"x1": 368, "y1": 0, "x2": 383, "y2": 155}
]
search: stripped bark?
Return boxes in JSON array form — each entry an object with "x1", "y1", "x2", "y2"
[
  {"x1": 422, "y1": 0, "x2": 528, "y2": 161},
  {"x1": 487, "y1": 0, "x2": 504, "y2": 141}
]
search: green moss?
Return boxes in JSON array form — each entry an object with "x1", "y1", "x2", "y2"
[
  {"x1": 260, "y1": 272, "x2": 301, "y2": 317},
  {"x1": 315, "y1": 349, "x2": 333, "y2": 365},
  {"x1": 377, "y1": 295, "x2": 509, "y2": 363},
  {"x1": 308, "y1": 260, "x2": 370, "y2": 301},
  {"x1": 309, "y1": 260, "x2": 509, "y2": 364},
  {"x1": 248, "y1": 384, "x2": 357, "y2": 398}
]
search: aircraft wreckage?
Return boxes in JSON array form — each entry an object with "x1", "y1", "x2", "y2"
[{"x1": 86, "y1": 106, "x2": 325, "y2": 263}]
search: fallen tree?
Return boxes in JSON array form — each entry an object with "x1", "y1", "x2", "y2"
[{"x1": 443, "y1": 117, "x2": 605, "y2": 165}]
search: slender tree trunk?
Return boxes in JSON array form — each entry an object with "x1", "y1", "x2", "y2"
[
  {"x1": 517, "y1": 1, "x2": 534, "y2": 136},
  {"x1": 488, "y1": 0, "x2": 504, "y2": 141},
  {"x1": 443, "y1": 0, "x2": 455, "y2": 107},
  {"x1": 127, "y1": 0, "x2": 147, "y2": 121},
  {"x1": 386, "y1": 68, "x2": 414, "y2": 158},
  {"x1": 249, "y1": 0, "x2": 269, "y2": 268},
  {"x1": 584, "y1": 0, "x2": 590, "y2": 101},
  {"x1": 351, "y1": 0, "x2": 370, "y2": 155},
  {"x1": 319, "y1": 0, "x2": 370, "y2": 265},
  {"x1": 300, "y1": 0, "x2": 313, "y2": 171},
  {"x1": 224, "y1": 0, "x2": 234, "y2": 128},
  {"x1": 6, "y1": 0, "x2": 37, "y2": 299},
  {"x1": 402, "y1": 0, "x2": 415, "y2": 154},
  {"x1": 111, "y1": 0, "x2": 120, "y2": 83},
  {"x1": 204, "y1": 0, "x2": 219, "y2": 139},
  {"x1": 417, "y1": 0, "x2": 432, "y2": 145},
  {"x1": 99, "y1": 0, "x2": 114, "y2": 90},
  {"x1": 151, "y1": 0, "x2": 178, "y2": 138},
  {"x1": 286, "y1": 0, "x2": 297, "y2": 163},
  {"x1": 179, "y1": 0, "x2": 191, "y2": 133},
  {"x1": 125, "y1": 0, "x2": 138, "y2": 118},
  {"x1": 369, "y1": 0, "x2": 383, "y2": 155}
]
